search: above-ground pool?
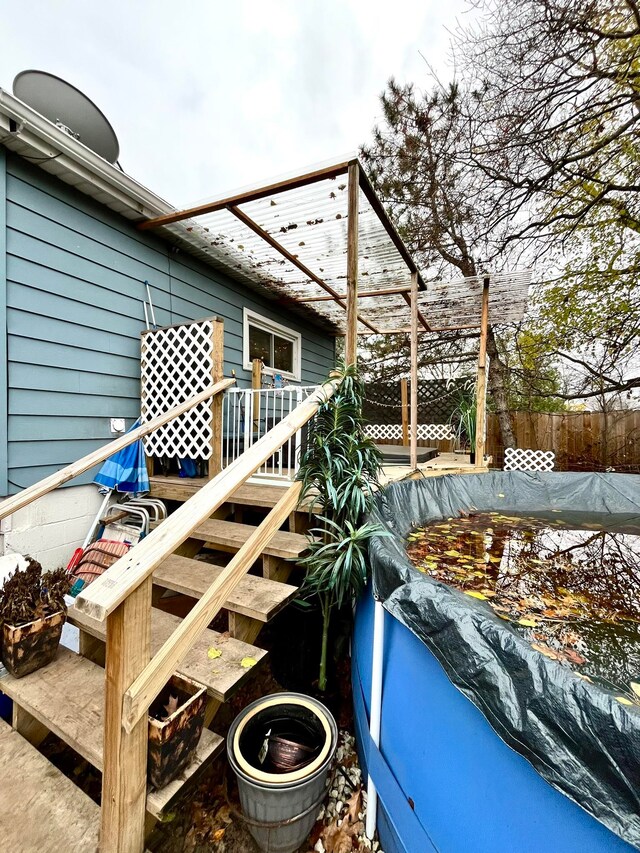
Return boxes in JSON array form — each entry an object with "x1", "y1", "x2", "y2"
[{"x1": 353, "y1": 471, "x2": 640, "y2": 853}]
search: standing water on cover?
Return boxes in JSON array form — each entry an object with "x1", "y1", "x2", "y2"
[{"x1": 406, "y1": 511, "x2": 640, "y2": 697}]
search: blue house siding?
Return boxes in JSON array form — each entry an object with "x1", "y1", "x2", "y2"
[
  {"x1": 3, "y1": 153, "x2": 335, "y2": 493},
  {"x1": 0, "y1": 148, "x2": 7, "y2": 495}
]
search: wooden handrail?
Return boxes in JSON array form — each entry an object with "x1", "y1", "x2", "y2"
[
  {"x1": 0, "y1": 378, "x2": 236, "y2": 521},
  {"x1": 75, "y1": 377, "x2": 339, "y2": 622},
  {"x1": 122, "y1": 480, "x2": 302, "y2": 731}
]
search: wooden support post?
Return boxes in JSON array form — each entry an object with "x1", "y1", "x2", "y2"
[
  {"x1": 252, "y1": 358, "x2": 262, "y2": 432},
  {"x1": 400, "y1": 378, "x2": 409, "y2": 447},
  {"x1": 209, "y1": 319, "x2": 225, "y2": 479},
  {"x1": 228, "y1": 612, "x2": 261, "y2": 645},
  {"x1": 100, "y1": 577, "x2": 152, "y2": 853},
  {"x1": 475, "y1": 277, "x2": 490, "y2": 467},
  {"x1": 79, "y1": 629, "x2": 106, "y2": 667},
  {"x1": 410, "y1": 272, "x2": 419, "y2": 470},
  {"x1": 12, "y1": 705, "x2": 49, "y2": 748},
  {"x1": 345, "y1": 161, "x2": 359, "y2": 367},
  {"x1": 263, "y1": 554, "x2": 292, "y2": 584}
]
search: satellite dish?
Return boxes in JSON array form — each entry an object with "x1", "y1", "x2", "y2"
[{"x1": 13, "y1": 70, "x2": 120, "y2": 164}]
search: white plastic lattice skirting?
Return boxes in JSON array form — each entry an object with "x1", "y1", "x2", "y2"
[
  {"x1": 141, "y1": 318, "x2": 215, "y2": 459},
  {"x1": 364, "y1": 424, "x2": 403, "y2": 440},
  {"x1": 416, "y1": 423, "x2": 455, "y2": 441},
  {"x1": 504, "y1": 448, "x2": 556, "y2": 472},
  {"x1": 364, "y1": 423, "x2": 454, "y2": 441}
]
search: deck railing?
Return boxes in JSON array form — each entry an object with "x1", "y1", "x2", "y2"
[
  {"x1": 73, "y1": 376, "x2": 339, "y2": 851},
  {"x1": 222, "y1": 385, "x2": 318, "y2": 481},
  {"x1": 0, "y1": 378, "x2": 236, "y2": 522}
]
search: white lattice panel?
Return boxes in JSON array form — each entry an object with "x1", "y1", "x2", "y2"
[
  {"x1": 364, "y1": 423, "x2": 454, "y2": 441},
  {"x1": 364, "y1": 424, "x2": 403, "y2": 440},
  {"x1": 416, "y1": 423, "x2": 454, "y2": 441},
  {"x1": 504, "y1": 448, "x2": 556, "y2": 472},
  {"x1": 141, "y1": 318, "x2": 215, "y2": 459}
]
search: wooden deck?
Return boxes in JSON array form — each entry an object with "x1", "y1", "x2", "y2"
[
  {"x1": 150, "y1": 455, "x2": 489, "y2": 502},
  {"x1": 379, "y1": 452, "x2": 490, "y2": 485}
]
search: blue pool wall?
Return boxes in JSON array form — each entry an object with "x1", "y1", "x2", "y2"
[{"x1": 353, "y1": 584, "x2": 638, "y2": 853}]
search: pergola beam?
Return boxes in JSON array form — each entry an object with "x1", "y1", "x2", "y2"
[
  {"x1": 227, "y1": 204, "x2": 379, "y2": 334},
  {"x1": 295, "y1": 285, "x2": 412, "y2": 302},
  {"x1": 358, "y1": 167, "x2": 426, "y2": 291},
  {"x1": 137, "y1": 161, "x2": 352, "y2": 230}
]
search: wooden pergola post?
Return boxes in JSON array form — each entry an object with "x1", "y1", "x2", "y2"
[
  {"x1": 400, "y1": 378, "x2": 409, "y2": 447},
  {"x1": 345, "y1": 161, "x2": 359, "y2": 367},
  {"x1": 209, "y1": 318, "x2": 225, "y2": 479},
  {"x1": 475, "y1": 277, "x2": 490, "y2": 467},
  {"x1": 410, "y1": 271, "x2": 419, "y2": 469}
]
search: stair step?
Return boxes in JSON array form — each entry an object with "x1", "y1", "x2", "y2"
[
  {"x1": 149, "y1": 477, "x2": 299, "y2": 509},
  {"x1": 0, "y1": 649, "x2": 224, "y2": 819},
  {"x1": 154, "y1": 555, "x2": 298, "y2": 621},
  {"x1": 0, "y1": 718, "x2": 100, "y2": 850},
  {"x1": 192, "y1": 518, "x2": 308, "y2": 560},
  {"x1": 68, "y1": 605, "x2": 267, "y2": 702}
]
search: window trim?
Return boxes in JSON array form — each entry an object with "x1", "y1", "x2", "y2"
[{"x1": 243, "y1": 308, "x2": 302, "y2": 381}]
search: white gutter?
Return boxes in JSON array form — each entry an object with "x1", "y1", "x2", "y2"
[{"x1": 0, "y1": 87, "x2": 175, "y2": 221}]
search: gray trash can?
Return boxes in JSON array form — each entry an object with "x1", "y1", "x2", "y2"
[{"x1": 227, "y1": 692, "x2": 338, "y2": 853}]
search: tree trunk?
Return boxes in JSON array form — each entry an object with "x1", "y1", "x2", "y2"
[{"x1": 486, "y1": 326, "x2": 516, "y2": 449}]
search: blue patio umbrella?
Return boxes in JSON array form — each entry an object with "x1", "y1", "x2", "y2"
[{"x1": 93, "y1": 418, "x2": 150, "y2": 495}]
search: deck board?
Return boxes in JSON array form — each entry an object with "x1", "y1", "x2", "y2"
[
  {"x1": 0, "y1": 718, "x2": 100, "y2": 851},
  {"x1": 67, "y1": 606, "x2": 267, "y2": 702},
  {"x1": 0, "y1": 651, "x2": 224, "y2": 820},
  {"x1": 154, "y1": 554, "x2": 297, "y2": 621}
]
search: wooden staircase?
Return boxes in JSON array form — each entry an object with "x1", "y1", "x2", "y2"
[
  {"x1": 0, "y1": 483, "x2": 305, "y2": 849},
  {"x1": 0, "y1": 377, "x2": 338, "y2": 852}
]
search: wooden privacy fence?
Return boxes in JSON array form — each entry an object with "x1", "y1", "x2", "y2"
[{"x1": 486, "y1": 410, "x2": 640, "y2": 473}]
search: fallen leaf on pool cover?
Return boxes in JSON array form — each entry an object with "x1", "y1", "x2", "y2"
[
  {"x1": 531, "y1": 642, "x2": 562, "y2": 660},
  {"x1": 465, "y1": 591, "x2": 488, "y2": 600},
  {"x1": 563, "y1": 648, "x2": 587, "y2": 666},
  {"x1": 616, "y1": 696, "x2": 634, "y2": 706}
]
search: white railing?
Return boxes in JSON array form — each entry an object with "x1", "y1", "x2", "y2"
[{"x1": 222, "y1": 385, "x2": 318, "y2": 480}]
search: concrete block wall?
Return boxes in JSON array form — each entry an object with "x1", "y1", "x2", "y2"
[{"x1": 0, "y1": 484, "x2": 103, "y2": 569}]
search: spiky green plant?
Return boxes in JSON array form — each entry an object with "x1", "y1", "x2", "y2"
[
  {"x1": 296, "y1": 363, "x2": 384, "y2": 690},
  {"x1": 449, "y1": 390, "x2": 477, "y2": 452}
]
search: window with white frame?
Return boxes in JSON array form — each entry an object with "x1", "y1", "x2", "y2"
[{"x1": 243, "y1": 309, "x2": 301, "y2": 381}]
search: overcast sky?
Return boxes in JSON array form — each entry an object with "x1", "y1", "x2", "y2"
[{"x1": 1, "y1": 0, "x2": 468, "y2": 207}]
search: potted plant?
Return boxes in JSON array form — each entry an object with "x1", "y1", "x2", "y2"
[
  {"x1": 449, "y1": 391, "x2": 478, "y2": 463},
  {"x1": 0, "y1": 558, "x2": 71, "y2": 678},
  {"x1": 147, "y1": 673, "x2": 207, "y2": 789},
  {"x1": 296, "y1": 363, "x2": 385, "y2": 691}
]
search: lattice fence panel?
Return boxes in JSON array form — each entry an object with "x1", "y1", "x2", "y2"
[
  {"x1": 363, "y1": 378, "x2": 474, "y2": 426},
  {"x1": 503, "y1": 448, "x2": 556, "y2": 472},
  {"x1": 141, "y1": 318, "x2": 215, "y2": 459},
  {"x1": 364, "y1": 424, "x2": 403, "y2": 440},
  {"x1": 363, "y1": 424, "x2": 454, "y2": 441}
]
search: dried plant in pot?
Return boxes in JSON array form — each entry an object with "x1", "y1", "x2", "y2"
[
  {"x1": 147, "y1": 673, "x2": 207, "y2": 789},
  {"x1": 0, "y1": 559, "x2": 71, "y2": 678}
]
